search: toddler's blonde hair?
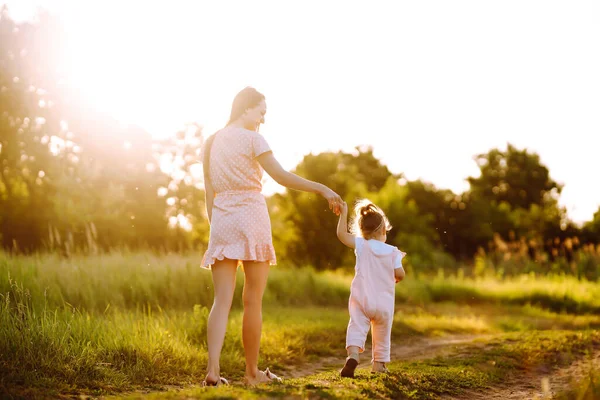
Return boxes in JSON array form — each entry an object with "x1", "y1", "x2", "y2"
[{"x1": 351, "y1": 199, "x2": 392, "y2": 239}]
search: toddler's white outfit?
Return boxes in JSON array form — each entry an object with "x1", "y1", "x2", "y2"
[{"x1": 346, "y1": 237, "x2": 405, "y2": 362}]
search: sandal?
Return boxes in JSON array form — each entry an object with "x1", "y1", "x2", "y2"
[
  {"x1": 246, "y1": 368, "x2": 282, "y2": 385},
  {"x1": 340, "y1": 357, "x2": 359, "y2": 378},
  {"x1": 202, "y1": 376, "x2": 229, "y2": 386},
  {"x1": 265, "y1": 368, "x2": 282, "y2": 383}
]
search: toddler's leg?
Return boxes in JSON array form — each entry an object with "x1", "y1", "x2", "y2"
[
  {"x1": 345, "y1": 301, "x2": 370, "y2": 356},
  {"x1": 347, "y1": 346, "x2": 360, "y2": 361},
  {"x1": 372, "y1": 361, "x2": 388, "y2": 373},
  {"x1": 341, "y1": 302, "x2": 370, "y2": 378},
  {"x1": 340, "y1": 345, "x2": 360, "y2": 378},
  {"x1": 371, "y1": 312, "x2": 393, "y2": 372}
]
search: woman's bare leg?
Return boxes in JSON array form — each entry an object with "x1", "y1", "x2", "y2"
[
  {"x1": 205, "y1": 258, "x2": 238, "y2": 383},
  {"x1": 241, "y1": 261, "x2": 270, "y2": 381}
]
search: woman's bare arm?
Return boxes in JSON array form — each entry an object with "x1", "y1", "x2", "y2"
[{"x1": 257, "y1": 152, "x2": 342, "y2": 214}]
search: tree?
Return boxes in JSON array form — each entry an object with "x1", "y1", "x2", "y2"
[
  {"x1": 154, "y1": 122, "x2": 208, "y2": 250},
  {"x1": 466, "y1": 143, "x2": 566, "y2": 247},
  {"x1": 402, "y1": 181, "x2": 490, "y2": 260},
  {"x1": 582, "y1": 207, "x2": 600, "y2": 245},
  {"x1": 468, "y1": 144, "x2": 561, "y2": 210},
  {"x1": 0, "y1": 8, "x2": 64, "y2": 250},
  {"x1": 0, "y1": 9, "x2": 173, "y2": 252},
  {"x1": 367, "y1": 177, "x2": 443, "y2": 269}
]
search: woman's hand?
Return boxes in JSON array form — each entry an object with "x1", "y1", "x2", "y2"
[{"x1": 320, "y1": 185, "x2": 343, "y2": 215}]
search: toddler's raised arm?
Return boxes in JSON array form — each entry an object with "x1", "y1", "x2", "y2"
[{"x1": 337, "y1": 202, "x2": 355, "y2": 249}]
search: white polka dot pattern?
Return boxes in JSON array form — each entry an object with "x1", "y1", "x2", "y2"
[{"x1": 201, "y1": 126, "x2": 276, "y2": 268}]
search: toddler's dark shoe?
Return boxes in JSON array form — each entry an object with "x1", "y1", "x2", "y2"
[{"x1": 340, "y1": 357, "x2": 359, "y2": 378}]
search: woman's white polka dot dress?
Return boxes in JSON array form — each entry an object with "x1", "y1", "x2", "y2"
[{"x1": 201, "y1": 126, "x2": 277, "y2": 268}]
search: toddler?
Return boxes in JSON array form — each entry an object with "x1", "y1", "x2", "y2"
[{"x1": 336, "y1": 199, "x2": 406, "y2": 377}]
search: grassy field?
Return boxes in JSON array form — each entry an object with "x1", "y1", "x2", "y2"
[
  {"x1": 1, "y1": 251, "x2": 600, "y2": 399},
  {"x1": 112, "y1": 330, "x2": 600, "y2": 400}
]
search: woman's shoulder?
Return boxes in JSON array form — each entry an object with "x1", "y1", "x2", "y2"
[
  {"x1": 215, "y1": 126, "x2": 253, "y2": 143},
  {"x1": 226, "y1": 126, "x2": 266, "y2": 140},
  {"x1": 227, "y1": 126, "x2": 255, "y2": 134}
]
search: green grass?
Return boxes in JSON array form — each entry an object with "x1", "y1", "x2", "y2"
[
  {"x1": 3, "y1": 292, "x2": 599, "y2": 398},
  {"x1": 2, "y1": 251, "x2": 600, "y2": 398},
  {"x1": 111, "y1": 330, "x2": 600, "y2": 400},
  {"x1": 0, "y1": 252, "x2": 351, "y2": 312},
  {"x1": 394, "y1": 302, "x2": 600, "y2": 336},
  {"x1": 401, "y1": 273, "x2": 600, "y2": 314},
  {"x1": 0, "y1": 292, "x2": 350, "y2": 397},
  {"x1": 3, "y1": 251, "x2": 600, "y2": 315}
]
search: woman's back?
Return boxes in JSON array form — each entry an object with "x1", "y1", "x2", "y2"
[{"x1": 208, "y1": 126, "x2": 271, "y2": 194}]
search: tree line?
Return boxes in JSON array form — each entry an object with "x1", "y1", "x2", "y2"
[{"x1": 1, "y1": 9, "x2": 599, "y2": 276}]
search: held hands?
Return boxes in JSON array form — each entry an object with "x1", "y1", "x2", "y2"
[
  {"x1": 340, "y1": 201, "x2": 348, "y2": 216},
  {"x1": 320, "y1": 185, "x2": 343, "y2": 215}
]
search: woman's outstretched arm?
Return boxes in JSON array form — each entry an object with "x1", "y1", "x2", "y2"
[{"x1": 257, "y1": 152, "x2": 342, "y2": 214}]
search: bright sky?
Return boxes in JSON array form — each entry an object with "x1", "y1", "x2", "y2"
[{"x1": 6, "y1": 0, "x2": 600, "y2": 224}]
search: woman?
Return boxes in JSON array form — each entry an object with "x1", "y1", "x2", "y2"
[{"x1": 201, "y1": 87, "x2": 342, "y2": 386}]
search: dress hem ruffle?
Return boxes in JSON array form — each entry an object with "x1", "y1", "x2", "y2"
[{"x1": 201, "y1": 245, "x2": 277, "y2": 269}]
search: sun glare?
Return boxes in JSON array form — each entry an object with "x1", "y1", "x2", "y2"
[
  {"x1": 43, "y1": 3, "x2": 217, "y2": 140},
  {"x1": 5, "y1": 0, "x2": 600, "y2": 223}
]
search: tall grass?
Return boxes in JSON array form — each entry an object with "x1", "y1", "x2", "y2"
[
  {"x1": 0, "y1": 278, "x2": 349, "y2": 396},
  {"x1": 0, "y1": 251, "x2": 351, "y2": 313},
  {"x1": 3, "y1": 251, "x2": 600, "y2": 315},
  {"x1": 3, "y1": 250, "x2": 600, "y2": 396},
  {"x1": 406, "y1": 272, "x2": 600, "y2": 314},
  {"x1": 0, "y1": 252, "x2": 355, "y2": 395}
]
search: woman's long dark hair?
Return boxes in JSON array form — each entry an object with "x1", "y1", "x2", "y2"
[{"x1": 203, "y1": 87, "x2": 265, "y2": 187}]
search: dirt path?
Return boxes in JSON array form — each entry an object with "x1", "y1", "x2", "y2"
[
  {"x1": 285, "y1": 334, "x2": 490, "y2": 378},
  {"x1": 104, "y1": 333, "x2": 599, "y2": 399},
  {"x1": 451, "y1": 349, "x2": 600, "y2": 400},
  {"x1": 286, "y1": 333, "x2": 599, "y2": 399}
]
